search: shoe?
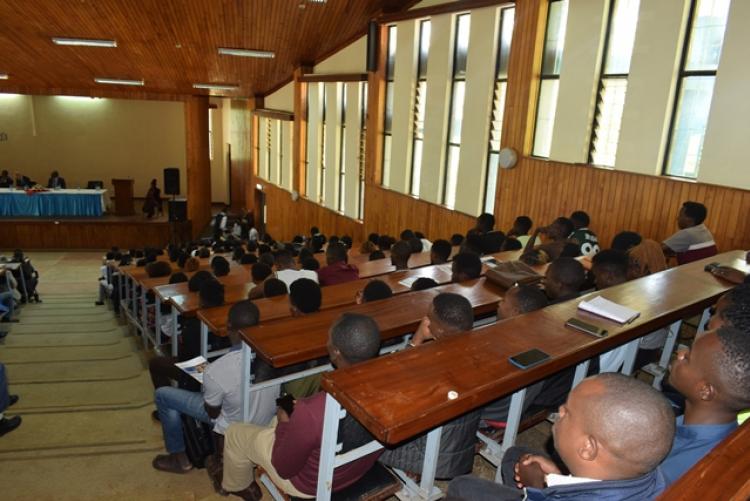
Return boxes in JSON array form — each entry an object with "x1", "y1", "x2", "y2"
[
  {"x1": 228, "y1": 481, "x2": 262, "y2": 501},
  {"x1": 0, "y1": 416, "x2": 21, "y2": 437},
  {"x1": 8, "y1": 395, "x2": 18, "y2": 407},
  {"x1": 1, "y1": 318, "x2": 18, "y2": 323},
  {"x1": 95, "y1": 301, "x2": 104, "y2": 306},
  {"x1": 151, "y1": 410, "x2": 160, "y2": 422},
  {"x1": 152, "y1": 453, "x2": 193, "y2": 474},
  {"x1": 0, "y1": 331, "x2": 7, "y2": 339}
]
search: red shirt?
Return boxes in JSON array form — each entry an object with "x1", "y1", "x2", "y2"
[
  {"x1": 316, "y1": 262, "x2": 360, "y2": 286},
  {"x1": 271, "y1": 392, "x2": 380, "y2": 495}
]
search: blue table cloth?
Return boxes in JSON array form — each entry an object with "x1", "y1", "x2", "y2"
[{"x1": 0, "y1": 189, "x2": 106, "y2": 217}]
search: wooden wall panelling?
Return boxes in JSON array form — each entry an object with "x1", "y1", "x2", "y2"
[
  {"x1": 366, "y1": 24, "x2": 388, "y2": 186},
  {"x1": 294, "y1": 66, "x2": 313, "y2": 198},
  {"x1": 185, "y1": 95, "x2": 212, "y2": 237},
  {"x1": 229, "y1": 99, "x2": 253, "y2": 211}
]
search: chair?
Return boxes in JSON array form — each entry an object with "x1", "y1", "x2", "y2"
[
  {"x1": 676, "y1": 243, "x2": 718, "y2": 265},
  {"x1": 87, "y1": 180, "x2": 104, "y2": 189}
]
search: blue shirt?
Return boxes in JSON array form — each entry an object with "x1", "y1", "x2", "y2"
[{"x1": 659, "y1": 415, "x2": 737, "y2": 485}]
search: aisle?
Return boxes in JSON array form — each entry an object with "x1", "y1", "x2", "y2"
[{"x1": 0, "y1": 252, "x2": 222, "y2": 500}]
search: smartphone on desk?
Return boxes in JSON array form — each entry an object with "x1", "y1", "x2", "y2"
[
  {"x1": 509, "y1": 348, "x2": 550, "y2": 370},
  {"x1": 704, "y1": 262, "x2": 720, "y2": 273},
  {"x1": 566, "y1": 317, "x2": 608, "y2": 338}
]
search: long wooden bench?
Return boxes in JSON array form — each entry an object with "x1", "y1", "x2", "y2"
[{"x1": 313, "y1": 251, "x2": 748, "y2": 500}]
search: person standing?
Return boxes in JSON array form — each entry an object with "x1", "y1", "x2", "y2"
[{"x1": 142, "y1": 179, "x2": 162, "y2": 219}]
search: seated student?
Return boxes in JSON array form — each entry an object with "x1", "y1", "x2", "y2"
[
  {"x1": 430, "y1": 239, "x2": 452, "y2": 265},
  {"x1": 355, "y1": 280, "x2": 393, "y2": 304},
  {"x1": 416, "y1": 231, "x2": 432, "y2": 251},
  {"x1": 627, "y1": 238, "x2": 667, "y2": 280},
  {"x1": 239, "y1": 253, "x2": 257, "y2": 265},
  {"x1": 0, "y1": 363, "x2": 21, "y2": 436},
  {"x1": 273, "y1": 250, "x2": 318, "y2": 289},
  {"x1": 591, "y1": 250, "x2": 666, "y2": 371},
  {"x1": 408, "y1": 237, "x2": 424, "y2": 254},
  {"x1": 146, "y1": 260, "x2": 172, "y2": 278},
  {"x1": 359, "y1": 241, "x2": 376, "y2": 255},
  {"x1": 412, "y1": 277, "x2": 438, "y2": 291},
  {"x1": 543, "y1": 257, "x2": 585, "y2": 304},
  {"x1": 452, "y1": 252, "x2": 482, "y2": 283},
  {"x1": 151, "y1": 301, "x2": 278, "y2": 474},
  {"x1": 380, "y1": 294, "x2": 479, "y2": 479},
  {"x1": 611, "y1": 230, "x2": 642, "y2": 252},
  {"x1": 507, "y1": 216, "x2": 533, "y2": 247},
  {"x1": 659, "y1": 325, "x2": 749, "y2": 484},
  {"x1": 391, "y1": 240, "x2": 413, "y2": 271},
  {"x1": 449, "y1": 373, "x2": 675, "y2": 500},
  {"x1": 317, "y1": 242, "x2": 359, "y2": 286},
  {"x1": 301, "y1": 257, "x2": 320, "y2": 271},
  {"x1": 481, "y1": 285, "x2": 550, "y2": 424},
  {"x1": 451, "y1": 233, "x2": 465, "y2": 247},
  {"x1": 263, "y1": 278, "x2": 288, "y2": 298},
  {"x1": 183, "y1": 256, "x2": 200, "y2": 273},
  {"x1": 288, "y1": 278, "x2": 322, "y2": 316},
  {"x1": 369, "y1": 250, "x2": 386, "y2": 261},
  {"x1": 221, "y1": 313, "x2": 383, "y2": 499},
  {"x1": 377, "y1": 234, "x2": 395, "y2": 251},
  {"x1": 472, "y1": 213, "x2": 505, "y2": 254},
  {"x1": 247, "y1": 262, "x2": 273, "y2": 300},
  {"x1": 708, "y1": 283, "x2": 750, "y2": 333},
  {"x1": 662, "y1": 201, "x2": 716, "y2": 264},
  {"x1": 148, "y1": 279, "x2": 225, "y2": 394},
  {"x1": 522, "y1": 217, "x2": 579, "y2": 263},
  {"x1": 569, "y1": 211, "x2": 600, "y2": 257},
  {"x1": 211, "y1": 256, "x2": 231, "y2": 277}
]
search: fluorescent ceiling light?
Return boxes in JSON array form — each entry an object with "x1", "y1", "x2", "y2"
[
  {"x1": 193, "y1": 83, "x2": 239, "y2": 91},
  {"x1": 94, "y1": 77, "x2": 144, "y2": 86},
  {"x1": 218, "y1": 47, "x2": 275, "y2": 59},
  {"x1": 0, "y1": 74, "x2": 8, "y2": 80},
  {"x1": 52, "y1": 37, "x2": 117, "y2": 48}
]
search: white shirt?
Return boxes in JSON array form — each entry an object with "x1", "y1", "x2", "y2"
[
  {"x1": 248, "y1": 227, "x2": 259, "y2": 242},
  {"x1": 202, "y1": 350, "x2": 279, "y2": 433},
  {"x1": 275, "y1": 269, "x2": 319, "y2": 289}
]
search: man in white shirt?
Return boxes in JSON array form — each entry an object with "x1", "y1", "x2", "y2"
[
  {"x1": 274, "y1": 249, "x2": 318, "y2": 289},
  {"x1": 151, "y1": 300, "x2": 278, "y2": 474}
]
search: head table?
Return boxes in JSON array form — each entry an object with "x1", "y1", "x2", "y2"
[{"x1": 0, "y1": 188, "x2": 107, "y2": 217}]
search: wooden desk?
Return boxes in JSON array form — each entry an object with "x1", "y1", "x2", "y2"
[
  {"x1": 240, "y1": 277, "x2": 505, "y2": 369},
  {"x1": 658, "y1": 420, "x2": 750, "y2": 500},
  {"x1": 320, "y1": 251, "x2": 748, "y2": 445}
]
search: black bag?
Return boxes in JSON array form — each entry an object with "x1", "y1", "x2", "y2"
[{"x1": 181, "y1": 415, "x2": 215, "y2": 468}]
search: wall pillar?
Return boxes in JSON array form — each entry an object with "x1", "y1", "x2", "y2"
[{"x1": 185, "y1": 95, "x2": 212, "y2": 237}]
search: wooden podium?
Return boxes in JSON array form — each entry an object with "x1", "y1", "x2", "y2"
[{"x1": 111, "y1": 179, "x2": 135, "y2": 216}]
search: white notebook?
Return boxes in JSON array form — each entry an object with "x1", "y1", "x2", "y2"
[
  {"x1": 578, "y1": 296, "x2": 640, "y2": 324},
  {"x1": 398, "y1": 276, "x2": 420, "y2": 288}
]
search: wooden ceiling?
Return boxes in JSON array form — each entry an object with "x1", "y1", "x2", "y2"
[{"x1": 0, "y1": 0, "x2": 413, "y2": 99}]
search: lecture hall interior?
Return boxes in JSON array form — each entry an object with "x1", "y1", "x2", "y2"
[{"x1": 0, "y1": 0, "x2": 749, "y2": 500}]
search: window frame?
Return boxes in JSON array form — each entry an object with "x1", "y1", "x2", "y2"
[
  {"x1": 409, "y1": 19, "x2": 431, "y2": 197},
  {"x1": 382, "y1": 25, "x2": 397, "y2": 189},
  {"x1": 661, "y1": 0, "x2": 728, "y2": 179},
  {"x1": 338, "y1": 83, "x2": 347, "y2": 213}
]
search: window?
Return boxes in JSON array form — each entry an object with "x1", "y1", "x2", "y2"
[
  {"x1": 319, "y1": 87, "x2": 327, "y2": 204},
  {"x1": 532, "y1": 0, "x2": 569, "y2": 158},
  {"x1": 484, "y1": 7, "x2": 515, "y2": 215},
  {"x1": 589, "y1": 0, "x2": 640, "y2": 167},
  {"x1": 264, "y1": 118, "x2": 272, "y2": 180},
  {"x1": 359, "y1": 82, "x2": 367, "y2": 220},
  {"x1": 382, "y1": 25, "x2": 397, "y2": 188},
  {"x1": 276, "y1": 120, "x2": 283, "y2": 186},
  {"x1": 443, "y1": 13, "x2": 471, "y2": 209},
  {"x1": 338, "y1": 84, "x2": 347, "y2": 213},
  {"x1": 664, "y1": 0, "x2": 731, "y2": 178},
  {"x1": 410, "y1": 20, "x2": 431, "y2": 197},
  {"x1": 208, "y1": 109, "x2": 215, "y2": 161}
]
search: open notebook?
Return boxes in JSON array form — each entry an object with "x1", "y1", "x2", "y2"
[{"x1": 578, "y1": 296, "x2": 640, "y2": 324}]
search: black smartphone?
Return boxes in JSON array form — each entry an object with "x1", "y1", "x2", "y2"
[
  {"x1": 509, "y1": 349, "x2": 550, "y2": 370},
  {"x1": 565, "y1": 317, "x2": 608, "y2": 338},
  {"x1": 276, "y1": 393, "x2": 295, "y2": 416},
  {"x1": 704, "y1": 262, "x2": 720, "y2": 272}
]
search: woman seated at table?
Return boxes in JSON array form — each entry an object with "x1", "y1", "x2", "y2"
[
  {"x1": 47, "y1": 170, "x2": 66, "y2": 189},
  {"x1": 142, "y1": 178, "x2": 162, "y2": 219}
]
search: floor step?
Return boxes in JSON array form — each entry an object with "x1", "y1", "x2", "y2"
[
  {"x1": 7, "y1": 319, "x2": 122, "y2": 334},
  {"x1": 7, "y1": 353, "x2": 145, "y2": 384},
  {"x1": 1, "y1": 331, "x2": 127, "y2": 347},
  {"x1": 1, "y1": 337, "x2": 137, "y2": 363}
]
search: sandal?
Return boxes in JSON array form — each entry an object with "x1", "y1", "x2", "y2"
[{"x1": 152, "y1": 453, "x2": 193, "y2": 474}]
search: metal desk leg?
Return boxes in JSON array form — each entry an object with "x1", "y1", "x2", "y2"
[
  {"x1": 141, "y1": 290, "x2": 149, "y2": 348},
  {"x1": 171, "y1": 308, "x2": 179, "y2": 358},
  {"x1": 316, "y1": 394, "x2": 342, "y2": 501},
  {"x1": 498, "y1": 388, "x2": 528, "y2": 483},
  {"x1": 155, "y1": 299, "x2": 162, "y2": 347},
  {"x1": 418, "y1": 427, "x2": 443, "y2": 499},
  {"x1": 696, "y1": 307, "x2": 710, "y2": 334},
  {"x1": 620, "y1": 339, "x2": 640, "y2": 376},
  {"x1": 200, "y1": 321, "x2": 209, "y2": 358},
  {"x1": 651, "y1": 320, "x2": 682, "y2": 390},
  {"x1": 241, "y1": 343, "x2": 254, "y2": 421},
  {"x1": 572, "y1": 360, "x2": 590, "y2": 389}
]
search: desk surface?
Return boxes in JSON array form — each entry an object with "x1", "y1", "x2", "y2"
[
  {"x1": 321, "y1": 251, "x2": 748, "y2": 445},
  {"x1": 240, "y1": 277, "x2": 506, "y2": 369}
]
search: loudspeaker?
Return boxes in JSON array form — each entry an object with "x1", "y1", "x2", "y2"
[
  {"x1": 164, "y1": 167, "x2": 180, "y2": 195},
  {"x1": 366, "y1": 21, "x2": 379, "y2": 72},
  {"x1": 168, "y1": 199, "x2": 187, "y2": 222}
]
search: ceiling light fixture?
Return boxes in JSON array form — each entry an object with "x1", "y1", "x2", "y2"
[
  {"x1": 52, "y1": 37, "x2": 117, "y2": 48},
  {"x1": 0, "y1": 74, "x2": 8, "y2": 80},
  {"x1": 218, "y1": 47, "x2": 275, "y2": 59},
  {"x1": 94, "y1": 77, "x2": 144, "y2": 86},
  {"x1": 193, "y1": 83, "x2": 239, "y2": 91},
  {"x1": 308, "y1": 0, "x2": 327, "y2": 3}
]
